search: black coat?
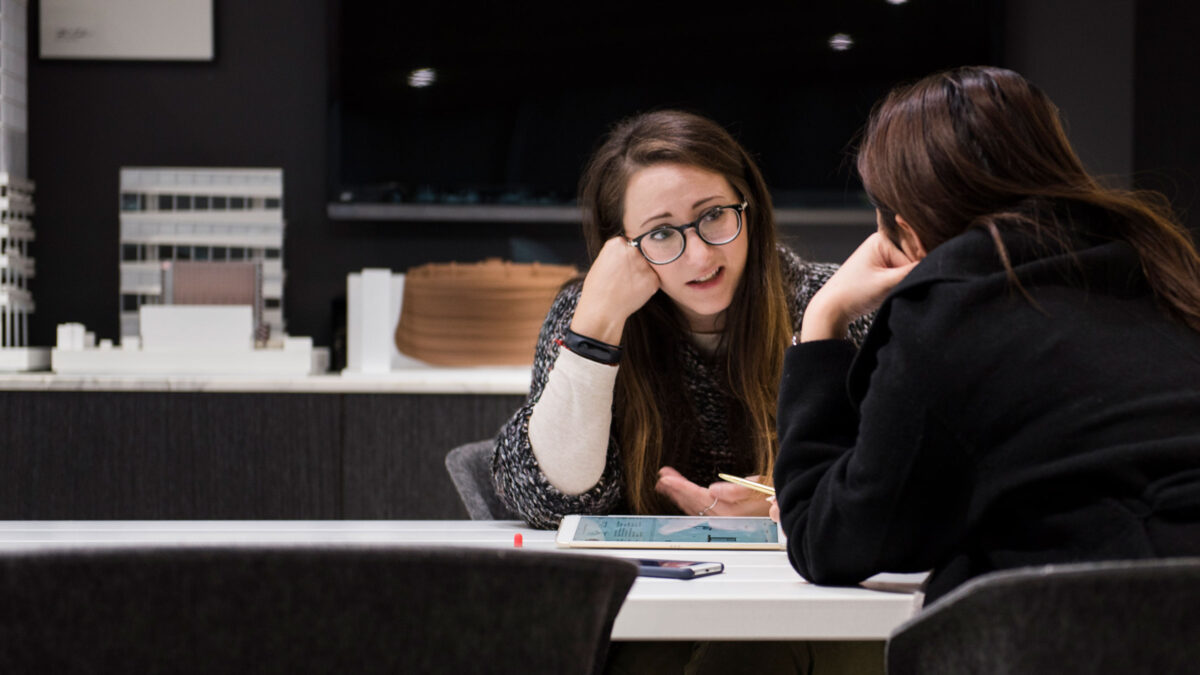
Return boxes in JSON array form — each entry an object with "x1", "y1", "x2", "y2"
[{"x1": 774, "y1": 226, "x2": 1200, "y2": 604}]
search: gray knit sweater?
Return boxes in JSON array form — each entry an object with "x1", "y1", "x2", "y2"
[{"x1": 491, "y1": 246, "x2": 869, "y2": 529}]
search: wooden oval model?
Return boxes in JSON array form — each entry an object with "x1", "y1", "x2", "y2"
[{"x1": 394, "y1": 259, "x2": 577, "y2": 366}]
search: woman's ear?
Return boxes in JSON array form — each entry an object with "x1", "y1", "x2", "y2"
[{"x1": 893, "y1": 215, "x2": 928, "y2": 261}]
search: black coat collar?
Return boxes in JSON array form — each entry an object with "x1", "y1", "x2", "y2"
[{"x1": 846, "y1": 226, "x2": 1145, "y2": 405}]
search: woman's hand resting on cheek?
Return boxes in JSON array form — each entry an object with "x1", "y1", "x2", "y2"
[
  {"x1": 655, "y1": 466, "x2": 773, "y2": 517},
  {"x1": 799, "y1": 232, "x2": 920, "y2": 342},
  {"x1": 569, "y1": 237, "x2": 661, "y2": 345}
]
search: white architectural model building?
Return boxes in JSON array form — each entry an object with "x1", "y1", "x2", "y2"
[
  {"x1": 51, "y1": 167, "x2": 328, "y2": 375},
  {"x1": 0, "y1": 0, "x2": 48, "y2": 371},
  {"x1": 117, "y1": 166, "x2": 285, "y2": 341},
  {"x1": 344, "y1": 268, "x2": 410, "y2": 374}
]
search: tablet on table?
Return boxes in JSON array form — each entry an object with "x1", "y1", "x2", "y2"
[{"x1": 556, "y1": 515, "x2": 783, "y2": 550}]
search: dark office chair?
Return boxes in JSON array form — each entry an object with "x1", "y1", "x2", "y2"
[
  {"x1": 446, "y1": 439, "x2": 519, "y2": 520},
  {"x1": 0, "y1": 545, "x2": 637, "y2": 675},
  {"x1": 885, "y1": 557, "x2": 1200, "y2": 675}
]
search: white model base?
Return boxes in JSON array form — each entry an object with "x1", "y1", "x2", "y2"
[
  {"x1": 0, "y1": 347, "x2": 51, "y2": 372},
  {"x1": 140, "y1": 305, "x2": 254, "y2": 351},
  {"x1": 344, "y1": 269, "x2": 406, "y2": 374},
  {"x1": 52, "y1": 341, "x2": 329, "y2": 376}
]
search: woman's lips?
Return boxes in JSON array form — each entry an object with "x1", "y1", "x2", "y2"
[{"x1": 687, "y1": 267, "x2": 724, "y2": 288}]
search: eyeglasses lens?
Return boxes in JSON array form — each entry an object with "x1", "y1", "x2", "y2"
[{"x1": 640, "y1": 207, "x2": 741, "y2": 264}]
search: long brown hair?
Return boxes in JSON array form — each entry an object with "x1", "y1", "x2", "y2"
[
  {"x1": 578, "y1": 110, "x2": 792, "y2": 514},
  {"x1": 857, "y1": 66, "x2": 1200, "y2": 331}
]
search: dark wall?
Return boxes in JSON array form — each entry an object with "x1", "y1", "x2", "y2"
[
  {"x1": 1004, "y1": 0, "x2": 1134, "y2": 186},
  {"x1": 1135, "y1": 2, "x2": 1200, "y2": 235},
  {"x1": 30, "y1": 0, "x2": 330, "y2": 346},
  {"x1": 28, "y1": 0, "x2": 585, "y2": 352},
  {"x1": 26, "y1": 1, "x2": 1200, "y2": 353}
]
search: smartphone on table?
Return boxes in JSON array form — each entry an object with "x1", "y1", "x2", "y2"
[{"x1": 635, "y1": 559, "x2": 724, "y2": 579}]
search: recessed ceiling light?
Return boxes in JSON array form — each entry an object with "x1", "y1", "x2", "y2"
[
  {"x1": 829, "y1": 34, "x2": 854, "y2": 51},
  {"x1": 886, "y1": 0, "x2": 909, "y2": 5},
  {"x1": 407, "y1": 68, "x2": 437, "y2": 88}
]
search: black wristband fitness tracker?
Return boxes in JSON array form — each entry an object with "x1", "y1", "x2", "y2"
[{"x1": 561, "y1": 328, "x2": 623, "y2": 365}]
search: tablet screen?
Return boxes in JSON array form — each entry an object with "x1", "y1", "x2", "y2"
[{"x1": 563, "y1": 515, "x2": 781, "y2": 548}]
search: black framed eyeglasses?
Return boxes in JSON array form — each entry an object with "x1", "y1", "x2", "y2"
[{"x1": 626, "y1": 202, "x2": 747, "y2": 265}]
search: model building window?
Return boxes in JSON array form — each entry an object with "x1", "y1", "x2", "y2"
[
  {"x1": 194, "y1": 195, "x2": 209, "y2": 209},
  {"x1": 212, "y1": 246, "x2": 227, "y2": 261},
  {"x1": 121, "y1": 193, "x2": 144, "y2": 211},
  {"x1": 265, "y1": 197, "x2": 281, "y2": 209},
  {"x1": 157, "y1": 194, "x2": 174, "y2": 211},
  {"x1": 229, "y1": 247, "x2": 245, "y2": 260},
  {"x1": 177, "y1": 195, "x2": 192, "y2": 210},
  {"x1": 158, "y1": 245, "x2": 174, "y2": 260},
  {"x1": 122, "y1": 294, "x2": 139, "y2": 312},
  {"x1": 229, "y1": 196, "x2": 245, "y2": 210},
  {"x1": 121, "y1": 244, "x2": 140, "y2": 261},
  {"x1": 212, "y1": 196, "x2": 227, "y2": 210},
  {"x1": 265, "y1": 248, "x2": 280, "y2": 259},
  {"x1": 176, "y1": 245, "x2": 192, "y2": 261},
  {"x1": 193, "y1": 246, "x2": 209, "y2": 261},
  {"x1": 265, "y1": 298, "x2": 281, "y2": 309}
]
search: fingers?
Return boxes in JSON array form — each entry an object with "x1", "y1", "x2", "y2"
[
  {"x1": 573, "y1": 237, "x2": 661, "y2": 342},
  {"x1": 709, "y1": 480, "x2": 773, "y2": 517},
  {"x1": 656, "y1": 467, "x2": 773, "y2": 517},
  {"x1": 768, "y1": 497, "x2": 780, "y2": 523},
  {"x1": 655, "y1": 467, "x2": 714, "y2": 515},
  {"x1": 658, "y1": 465, "x2": 685, "y2": 480},
  {"x1": 811, "y1": 232, "x2": 920, "y2": 324},
  {"x1": 708, "y1": 481, "x2": 757, "y2": 503},
  {"x1": 872, "y1": 232, "x2": 919, "y2": 268}
]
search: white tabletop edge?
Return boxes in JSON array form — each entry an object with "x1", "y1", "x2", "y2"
[{"x1": 0, "y1": 521, "x2": 923, "y2": 640}]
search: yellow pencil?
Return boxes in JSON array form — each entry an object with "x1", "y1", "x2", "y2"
[{"x1": 717, "y1": 473, "x2": 775, "y2": 496}]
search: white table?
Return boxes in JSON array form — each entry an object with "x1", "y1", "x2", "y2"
[{"x1": 0, "y1": 520, "x2": 924, "y2": 641}]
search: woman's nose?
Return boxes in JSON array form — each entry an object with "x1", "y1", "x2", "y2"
[{"x1": 681, "y1": 229, "x2": 717, "y2": 265}]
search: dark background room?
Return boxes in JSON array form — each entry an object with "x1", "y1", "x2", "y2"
[{"x1": 27, "y1": 0, "x2": 1199, "y2": 358}]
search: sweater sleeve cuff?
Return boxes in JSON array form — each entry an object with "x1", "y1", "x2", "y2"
[{"x1": 552, "y1": 345, "x2": 622, "y2": 386}]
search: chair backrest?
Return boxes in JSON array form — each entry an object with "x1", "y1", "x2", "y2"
[
  {"x1": 0, "y1": 545, "x2": 637, "y2": 675},
  {"x1": 886, "y1": 557, "x2": 1200, "y2": 675},
  {"x1": 445, "y1": 439, "x2": 519, "y2": 520}
]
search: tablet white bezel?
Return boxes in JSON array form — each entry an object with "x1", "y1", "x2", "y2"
[{"x1": 555, "y1": 515, "x2": 784, "y2": 550}]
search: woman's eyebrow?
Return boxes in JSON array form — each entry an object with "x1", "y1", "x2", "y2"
[
  {"x1": 639, "y1": 211, "x2": 673, "y2": 228},
  {"x1": 638, "y1": 195, "x2": 726, "y2": 228}
]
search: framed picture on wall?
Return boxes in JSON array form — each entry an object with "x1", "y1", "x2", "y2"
[{"x1": 39, "y1": 0, "x2": 214, "y2": 61}]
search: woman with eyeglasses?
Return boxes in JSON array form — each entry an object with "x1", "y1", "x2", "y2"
[
  {"x1": 492, "y1": 109, "x2": 869, "y2": 530},
  {"x1": 772, "y1": 66, "x2": 1200, "y2": 606}
]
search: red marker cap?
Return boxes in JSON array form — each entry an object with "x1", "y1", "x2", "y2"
[{"x1": 513, "y1": 533, "x2": 523, "y2": 548}]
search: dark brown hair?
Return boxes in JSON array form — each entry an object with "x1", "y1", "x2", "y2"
[
  {"x1": 578, "y1": 110, "x2": 791, "y2": 514},
  {"x1": 857, "y1": 66, "x2": 1200, "y2": 331}
]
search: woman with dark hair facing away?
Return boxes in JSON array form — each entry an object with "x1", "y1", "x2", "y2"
[
  {"x1": 772, "y1": 66, "x2": 1200, "y2": 605},
  {"x1": 492, "y1": 109, "x2": 868, "y2": 530}
]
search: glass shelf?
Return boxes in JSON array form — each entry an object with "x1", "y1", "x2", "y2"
[{"x1": 327, "y1": 203, "x2": 876, "y2": 227}]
